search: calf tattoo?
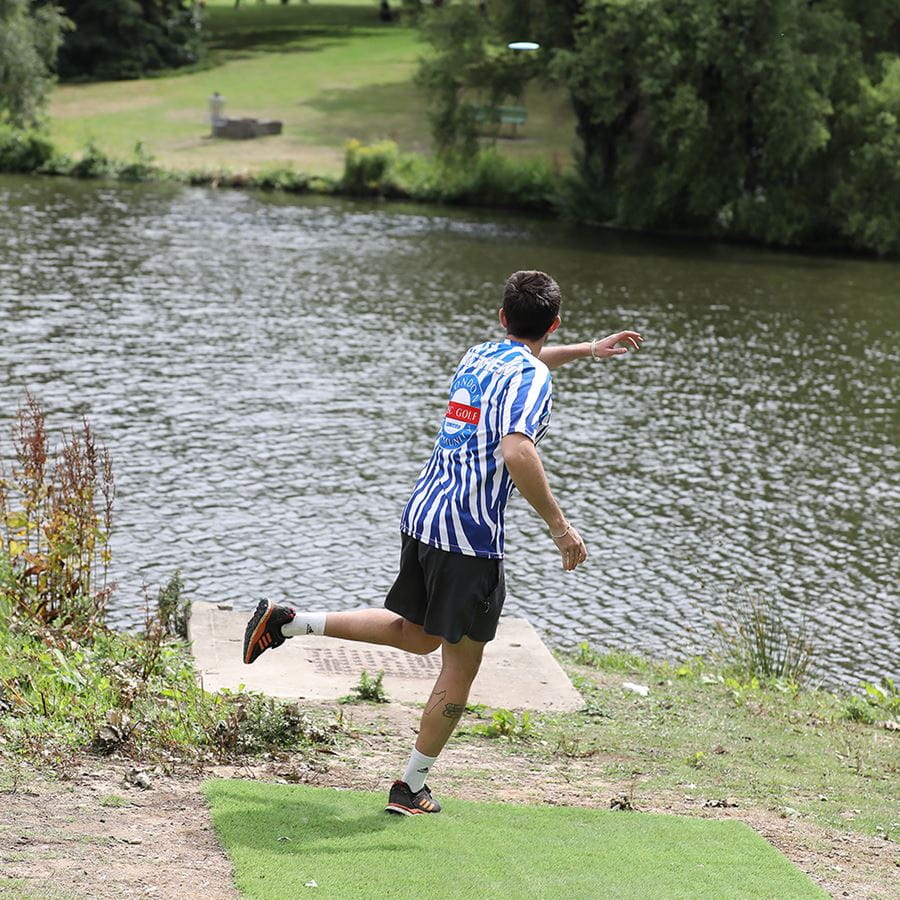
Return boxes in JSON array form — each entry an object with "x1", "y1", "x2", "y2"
[
  {"x1": 442, "y1": 703, "x2": 465, "y2": 720},
  {"x1": 425, "y1": 689, "x2": 447, "y2": 714}
]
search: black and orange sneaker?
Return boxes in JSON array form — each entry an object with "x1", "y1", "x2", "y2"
[
  {"x1": 243, "y1": 599, "x2": 295, "y2": 664},
  {"x1": 385, "y1": 781, "x2": 442, "y2": 815}
]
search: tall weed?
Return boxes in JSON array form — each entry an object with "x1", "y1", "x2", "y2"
[
  {"x1": 712, "y1": 585, "x2": 815, "y2": 684},
  {"x1": 0, "y1": 393, "x2": 114, "y2": 632}
]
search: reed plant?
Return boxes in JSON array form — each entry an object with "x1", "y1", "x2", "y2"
[{"x1": 712, "y1": 585, "x2": 816, "y2": 685}]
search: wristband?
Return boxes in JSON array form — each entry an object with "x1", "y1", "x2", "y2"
[
  {"x1": 590, "y1": 339, "x2": 600, "y2": 361},
  {"x1": 550, "y1": 524, "x2": 571, "y2": 540}
]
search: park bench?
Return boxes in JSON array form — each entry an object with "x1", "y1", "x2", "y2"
[{"x1": 466, "y1": 105, "x2": 528, "y2": 137}]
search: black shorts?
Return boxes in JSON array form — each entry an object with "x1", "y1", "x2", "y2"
[{"x1": 384, "y1": 533, "x2": 506, "y2": 644}]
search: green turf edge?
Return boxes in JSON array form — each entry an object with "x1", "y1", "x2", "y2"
[{"x1": 203, "y1": 779, "x2": 828, "y2": 899}]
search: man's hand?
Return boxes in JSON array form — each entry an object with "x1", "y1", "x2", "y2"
[
  {"x1": 591, "y1": 331, "x2": 643, "y2": 358},
  {"x1": 552, "y1": 523, "x2": 587, "y2": 571},
  {"x1": 538, "y1": 332, "x2": 643, "y2": 369}
]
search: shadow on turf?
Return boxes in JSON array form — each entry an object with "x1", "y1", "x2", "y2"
[
  {"x1": 210, "y1": 793, "x2": 412, "y2": 856},
  {"x1": 301, "y1": 80, "x2": 428, "y2": 139},
  {"x1": 207, "y1": 26, "x2": 396, "y2": 56},
  {"x1": 204, "y1": 5, "x2": 403, "y2": 56}
]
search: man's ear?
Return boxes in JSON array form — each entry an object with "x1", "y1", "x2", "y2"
[
  {"x1": 546, "y1": 315, "x2": 561, "y2": 336},
  {"x1": 499, "y1": 308, "x2": 508, "y2": 331}
]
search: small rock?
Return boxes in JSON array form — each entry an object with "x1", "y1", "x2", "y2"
[
  {"x1": 703, "y1": 798, "x2": 739, "y2": 808},
  {"x1": 622, "y1": 682, "x2": 650, "y2": 697},
  {"x1": 119, "y1": 836, "x2": 143, "y2": 845},
  {"x1": 125, "y1": 768, "x2": 152, "y2": 790},
  {"x1": 609, "y1": 792, "x2": 637, "y2": 811},
  {"x1": 779, "y1": 806, "x2": 801, "y2": 818},
  {"x1": 818, "y1": 795, "x2": 828, "y2": 801},
  {"x1": 305, "y1": 880, "x2": 318, "y2": 888}
]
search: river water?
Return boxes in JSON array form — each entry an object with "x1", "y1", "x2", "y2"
[{"x1": 1, "y1": 175, "x2": 897, "y2": 689}]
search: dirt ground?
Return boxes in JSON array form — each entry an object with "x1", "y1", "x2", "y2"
[{"x1": 1, "y1": 702, "x2": 897, "y2": 900}]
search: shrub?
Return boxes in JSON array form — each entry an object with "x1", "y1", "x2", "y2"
[
  {"x1": 345, "y1": 669, "x2": 388, "y2": 703},
  {"x1": 472, "y1": 708, "x2": 536, "y2": 741},
  {"x1": 253, "y1": 166, "x2": 310, "y2": 193},
  {"x1": 212, "y1": 691, "x2": 339, "y2": 755},
  {"x1": 0, "y1": 617, "x2": 338, "y2": 764},
  {"x1": 0, "y1": 126, "x2": 56, "y2": 173},
  {"x1": 117, "y1": 141, "x2": 158, "y2": 182},
  {"x1": 844, "y1": 696, "x2": 878, "y2": 724},
  {"x1": 341, "y1": 139, "x2": 560, "y2": 210},
  {"x1": 342, "y1": 139, "x2": 404, "y2": 196},
  {"x1": 155, "y1": 570, "x2": 189, "y2": 640},
  {"x1": 68, "y1": 140, "x2": 117, "y2": 179},
  {"x1": 418, "y1": 149, "x2": 558, "y2": 210},
  {"x1": 843, "y1": 677, "x2": 900, "y2": 723}
]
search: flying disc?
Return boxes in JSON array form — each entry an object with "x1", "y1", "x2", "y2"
[{"x1": 507, "y1": 41, "x2": 540, "y2": 51}]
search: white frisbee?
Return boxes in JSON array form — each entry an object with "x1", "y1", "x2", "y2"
[{"x1": 507, "y1": 41, "x2": 540, "y2": 51}]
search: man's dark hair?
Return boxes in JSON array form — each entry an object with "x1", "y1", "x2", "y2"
[{"x1": 502, "y1": 270, "x2": 561, "y2": 341}]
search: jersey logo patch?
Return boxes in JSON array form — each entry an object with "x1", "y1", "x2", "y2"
[{"x1": 438, "y1": 373, "x2": 482, "y2": 449}]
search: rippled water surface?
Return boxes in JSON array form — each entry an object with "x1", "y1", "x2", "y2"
[{"x1": 1, "y1": 175, "x2": 897, "y2": 688}]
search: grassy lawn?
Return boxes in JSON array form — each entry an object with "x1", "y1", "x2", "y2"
[
  {"x1": 204, "y1": 780, "x2": 827, "y2": 899},
  {"x1": 48, "y1": 2, "x2": 576, "y2": 176}
]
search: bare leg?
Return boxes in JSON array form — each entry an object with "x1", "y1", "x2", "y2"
[
  {"x1": 325, "y1": 608, "x2": 441, "y2": 656},
  {"x1": 416, "y1": 636, "x2": 485, "y2": 757}
]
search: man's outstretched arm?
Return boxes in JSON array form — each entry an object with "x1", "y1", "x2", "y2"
[
  {"x1": 539, "y1": 331, "x2": 643, "y2": 370},
  {"x1": 501, "y1": 433, "x2": 587, "y2": 571}
]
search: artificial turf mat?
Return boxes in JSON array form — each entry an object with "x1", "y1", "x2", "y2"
[{"x1": 204, "y1": 781, "x2": 826, "y2": 899}]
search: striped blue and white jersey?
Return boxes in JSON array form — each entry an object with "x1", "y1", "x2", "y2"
[{"x1": 401, "y1": 339, "x2": 553, "y2": 559}]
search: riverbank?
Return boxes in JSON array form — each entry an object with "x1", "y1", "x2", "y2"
[
  {"x1": 0, "y1": 126, "x2": 560, "y2": 214},
  {"x1": 1, "y1": 620, "x2": 897, "y2": 898}
]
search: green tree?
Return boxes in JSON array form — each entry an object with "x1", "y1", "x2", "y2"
[
  {"x1": 0, "y1": 0, "x2": 71, "y2": 128},
  {"x1": 418, "y1": 0, "x2": 900, "y2": 253},
  {"x1": 548, "y1": 0, "x2": 900, "y2": 252},
  {"x1": 416, "y1": 2, "x2": 540, "y2": 156},
  {"x1": 51, "y1": 0, "x2": 202, "y2": 81}
]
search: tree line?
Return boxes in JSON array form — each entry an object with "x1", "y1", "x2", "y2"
[
  {"x1": 1, "y1": 0, "x2": 201, "y2": 92},
  {"x1": 1, "y1": 0, "x2": 897, "y2": 253},
  {"x1": 418, "y1": 0, "x2": 900, "y2": 254}
]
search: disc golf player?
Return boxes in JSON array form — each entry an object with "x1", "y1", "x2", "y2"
[{"x1": 243, "y1": 270, "x2": 643, "y2": 815}]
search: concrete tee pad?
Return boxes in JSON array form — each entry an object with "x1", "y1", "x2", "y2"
[{"x1": 189, "y1": 602, "x2": 583, "y2": 712}]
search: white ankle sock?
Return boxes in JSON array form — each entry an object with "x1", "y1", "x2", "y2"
[
  {"x1": 403, "y1": 747, "x2": 438, "y2": 793},
  {"x1": 281, "y1": 611, "x2": 327, "y2": 637}
]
